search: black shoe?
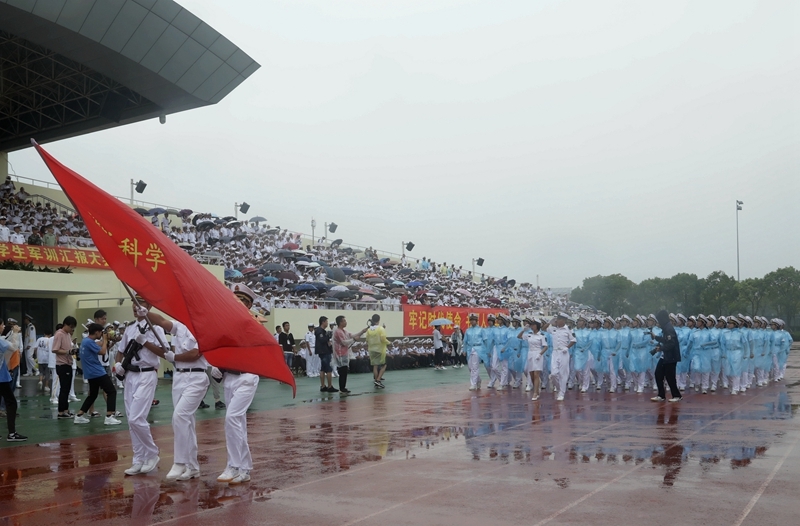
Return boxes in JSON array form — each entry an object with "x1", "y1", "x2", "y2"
[
  {"x1": 320, "y1": 386, "x2": 327, "y2": 392},
  {"x1": 326, "y1": 386, "x2": 339, "y2": 393},
  {"x1": 7, "y1": 432, "x2": 27, "y2": 442},
  {"x1": 215, "y1": 401, "x2": 226, "y2": 409},
  {"x1": 340, "y1": 388, "x2": 351, "y2": 394},
  {"x1": 198, "y1": 401, "x2": 210, "y2": 409},
  {"x1": 57, "y1": 412, "x2": 75, "y2": 419}
]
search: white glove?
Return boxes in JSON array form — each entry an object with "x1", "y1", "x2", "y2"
[
  {"x1": 210, "y1": 367, "x2": 223, "y2": 380},
  {"x1": 134, "y1": 305, "x2": 148, "y2": 317},
  {"x1": 164, "y1": 351, "x2": 175, "y2": 363},
  {"x1": 135, "y1": 332, "x2": 147, "y2": 345},
  {"x1": 113, "y1": 363, "x2": 125, "y2": 377}
]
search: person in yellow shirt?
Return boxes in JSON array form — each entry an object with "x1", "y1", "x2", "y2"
[{"x1": 366, "y1": 314, "x2": 389, "y2": 388}]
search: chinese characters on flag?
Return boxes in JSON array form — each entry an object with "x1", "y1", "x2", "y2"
[
  {"x1": 403, "y1": 305, "x2": 509, "y2": 336},
  {"x1": 0, "y1": 242, "x2": 109, "y2": 269}
]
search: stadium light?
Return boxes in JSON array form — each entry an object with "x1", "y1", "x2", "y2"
[
  {"x1": 235, "y1": 202, "x2": 250, "y2": 219},
  {"x1": 472, "y1": 257, "x2": 484, "y2": 277},
  {"x1": 130, "y1": 179, "x2": 146, "y2": 203}
]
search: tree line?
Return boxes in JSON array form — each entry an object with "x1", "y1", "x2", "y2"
[{"x1": 569, "y1": 267, "x2": 800, "y2": 330}]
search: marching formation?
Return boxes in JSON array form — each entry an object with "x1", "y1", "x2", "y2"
[{"x1": 461, "y1": 311, "x2": 793, "y2": 402}]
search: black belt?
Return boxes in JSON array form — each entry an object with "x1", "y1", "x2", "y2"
[
  {"x1": 176, "y1": 368, "x2": 206, "y2": 373},
  {"x1": 222, "y1": 370, "x2": 241, "y2": 376},
  {"x1": 127, "y1": 366, "x2": 155, "y2": 373}
]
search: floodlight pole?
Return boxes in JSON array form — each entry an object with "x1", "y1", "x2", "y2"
[
  {"x1": 130, "y1": 179, "x2": 134, "y2": 204},
  {"x1": 736, "y1": 200, "x2": 743, "y2": 281},
  {"x1": 234, "y1": 202, "x2": 239, "y2": 220},
  {"x1": 311, "y1": 219, "x2": 316, "y2": 244}
]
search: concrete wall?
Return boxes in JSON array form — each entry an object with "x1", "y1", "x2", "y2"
[{"x1": 267, "y1": 308, "x2": 404, "y2": 338}]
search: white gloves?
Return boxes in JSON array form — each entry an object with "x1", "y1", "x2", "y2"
[
  {"x1": 134, "y1": 332, "x2": 147, "y2": 345},
  {"x1": 164, "y1": 351, "x2": 175, "y2": 363},
  {"x1": 113, "y1": 363, "x2": 125, "y2": 377},
  {"x1": 134, "y1": 305, "x2": 148, "y2": 317},
  {"x1": 210, "y1": 367, "x2": 223, "y2": 380}
]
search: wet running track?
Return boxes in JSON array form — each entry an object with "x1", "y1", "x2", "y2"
[{"x1": 1, "y1": 356, "x2": 798, "y2": 526}]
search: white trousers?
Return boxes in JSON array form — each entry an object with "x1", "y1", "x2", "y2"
[
  {"x1": 549, "y1": 350, "x2": 570, "y2": 397},
  {"x1": 468, "y1": 353, "x2": 482, "y2": 388},
  {"x1": 172, "y1": 371, "x2": 209, "y2": 470},
  {"x1": 124, "y1": 371, "x2": 159, "y2": 465},
  {"x1": 224, "y1": 373, "x2": 259, "y2": 471},
  {"x1": 50, "y1": 367, "x2": 59, "y2": 401},
  {"x1": 307, "y1": 354, "x2": 321, "y2": 377},
  {"x1": 488, "y1": 349, "x2": 499, "y2": 386},
  {"x1": 24, "y1": 347, "x2": 37, "y2": 374}
]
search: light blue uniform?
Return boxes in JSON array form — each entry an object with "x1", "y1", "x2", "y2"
[{"x1": 721, "y1": 328, "x2": 747, "y2": 392}]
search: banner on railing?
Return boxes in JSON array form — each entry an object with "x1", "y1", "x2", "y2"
[
  {"x1": 403, "y1": 305, "x2": 509, "y2": 336},
  {"x1": 0, "y1": 242, "x2": 109, "y2": 270}
]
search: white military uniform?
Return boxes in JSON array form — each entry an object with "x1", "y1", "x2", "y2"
[
  {"x1": 24, "y1": 322, "x2": 37, "y2": 375},
  {"x1": 305, "y1": 329, "x2": 320, "y2": 377},
  {"x1": 547, "y1": 325, "x2": 576, "y2": 399},
  {"x1": 169, "y1": 321, "x2": 209, "y2": 473},
  {"x1": 222, "y1": 370, "x2": 259, "y2": 473},
  {"x1": 119, "y1": 320, "x2": 166, "y2": 467}
]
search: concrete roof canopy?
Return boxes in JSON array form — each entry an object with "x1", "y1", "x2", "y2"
[{"x1": 0, "y1": 0, "x2": 260, "y2": 152}]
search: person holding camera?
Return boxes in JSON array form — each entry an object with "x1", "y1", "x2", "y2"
[
  {"x1": 52, "y1": 316, "x2": 78, "y2": 418},
  {"x1": 73, "y1": 323, "x2": 120, "y2": 426},
  {"x1": 650, "y1": 310, "x2": 682, "y2": 402},
  {"x1": 1, "y1": 319, "x2": 26, "y2": 441}
]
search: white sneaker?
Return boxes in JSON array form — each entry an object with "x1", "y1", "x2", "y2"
[
  {"x1": 50, "y1": 399, "x2": 58, "y2": 405},
  {"x1": 125, "y1": 463, "x2": 143, "y2": 476},
  {"x1": 166, "y1": 464, "x2": 187, "y2": 481},
  {"x1": 229, "y1": 470, "x2": 250, "y2": 484},
  {"x1": 531, "y1": 396, "x2": 539, "y2": 401},
  {"x1": 580, "y1": 389, "x2": 587, "y2": 393},
  {"x1": 468, "y1": 385, "x2": 477, "y2": 391},
  {"x1": 177, "y1": 468, "x2": 200, "y2": 481},
  {"x1": 217, "y1": 466, "x2": 239, "y2": 483},
  {"x1": 524, "y1": 385, "x2": 532, "y2": 392},
  {"x1": 73, "y1": 415, "x2": 90, "y2": 424},
  {"x1": 556, "y1": 395, "x2": 564, "y2": 401},
  {"x1": 140, "y1": 456, "x2": 160, "y2": 474},
  {"x1": 104, "y1": 416, "x2": 122, "y2": 426},
  {"x1": 69, "y1": 396, "x2": 81, "y2": 403}
]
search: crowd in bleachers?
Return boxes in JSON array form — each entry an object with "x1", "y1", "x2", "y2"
[{"x1": 0, "y1": 177, "x2": 93, "y2": 248}]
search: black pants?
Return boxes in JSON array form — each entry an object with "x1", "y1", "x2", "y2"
[
  {"x1": 0, "y1": 381, "x2": 16, "y2": 434},
  {"x1": 338, "y1": 366, "x2": 349, "y2": 391},
  {"x1": 655, "y1": 359, "x2": 681, "y2": 399},
  {"x1": 434, "y1": 348, "x2": 444, "y2": 366},
  {"x1": 79, "y1": 376, "x2": 116, "y2": 414},
  {"x1": 56, "y1": 364, "x2": 73, "y2": 412}
]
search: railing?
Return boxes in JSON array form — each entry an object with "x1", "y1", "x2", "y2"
[
  {"x1": 270, "y1": 298, "x2": 402, "y2": 312},
  {"x1": 28, "y1": 193, "x2": 76, "y2": 217},
  {"x1": 8, "y1": 174, "x2": 61, "y2": 190}
]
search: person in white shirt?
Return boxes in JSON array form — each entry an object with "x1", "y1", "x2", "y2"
[
  {"x1": 114, "y1": 295, "x2": 168, "y2": 476},
  {"x1": 9, "y1": 225, "x2": 25, "y2": 244},
  {"x1": 36, "y1": 329, "x2": 53, "y2": 392},
  {"x1": 0, "y1": 216, "x2": 10, "y2": 242},
  {"x1": 519, "y1": 319, "x2": 548, "y2": 401},
  {"x1": 48, "y1": 326, "x2": 59, "y2": 404},
  {"x1": 546, "y1": 313, "x2": 577, "y2": 401},
  {"x1": 305, "y1": 324, "x2": 320, "y2": 377},
  {"x1": 22, "y1": 315, "x2": 38, "y2": 377},
  {"x1": 144, "y1": 311, "x2": 208, "y2": 481}
]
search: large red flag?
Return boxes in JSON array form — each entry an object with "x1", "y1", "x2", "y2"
[{"x1": 33, "y1": 141, "x2": 295, "y2": 395}]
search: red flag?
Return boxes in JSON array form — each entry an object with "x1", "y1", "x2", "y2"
[{"x1": 33, "y1": 141, "x2": 295, "y2": 395}]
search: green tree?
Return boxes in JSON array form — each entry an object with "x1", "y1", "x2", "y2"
[
  {"x1": 700, "y1": 271, "x2": 737, "y2": 314},
  {"x1": 735, "y1": 277, "x2": 767, "y2": 316},
  {"x1": 571, "y1": 274, "x2": 635, "y2": 316},
  {"x1": 664, "y1": 273, "x2": 704, "y2": 314},
  {"x1": 763, "y1": 267, "x2": 800, "y2": 329},
  {"x1": 627, "y1": 277, "x2": 667, "y2": 314}
]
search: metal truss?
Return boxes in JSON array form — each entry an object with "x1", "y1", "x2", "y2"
[{"x1": 0, "y1": 30, "x2": 154, "y2": 150}]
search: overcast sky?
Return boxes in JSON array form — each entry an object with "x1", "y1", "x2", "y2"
[{"x1": 9, "y1": 0, "x2": 799, "y2": 288}]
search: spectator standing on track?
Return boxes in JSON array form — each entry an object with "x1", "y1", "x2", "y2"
[
  {"x1": 1, "y1": 319, "x2": 26, "y2": 441},
  {"x1": 315, "y1": 316, "x2": 336, "y2": 392},
  {"x1": 279, "y1": 322, "x2": 295, "y2": 371},
  {"x1": 333, "y1": 315, "x2": 367, "y2": 394},
  {"x1": 366, "y1": 314, "x2": 390, "y2": 388}
]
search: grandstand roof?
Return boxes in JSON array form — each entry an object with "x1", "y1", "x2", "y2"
[{"x1": 0, "y1": 0, "x2": 259, "y2": 152}]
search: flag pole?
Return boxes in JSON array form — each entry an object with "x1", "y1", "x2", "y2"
[{"x1": 121, "y1": 281, "x2": 171, "y2": 352}]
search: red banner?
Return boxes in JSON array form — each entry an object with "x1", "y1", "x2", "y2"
[
  {"x1": 403, "y1": 305, "x2": 509, "y2": 336},
  {"x1": 0, "y1": 242, "x2": 109, "y2": 269}
]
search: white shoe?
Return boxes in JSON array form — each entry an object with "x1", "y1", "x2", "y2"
[
  {"x1": 73, "y1": 415, "x2": 90, "y2": 424},
  {"x1": 229, "y1": 470, "x2": 250, "y2": 484},
  {"x1": 217, "y1": 466, "x2": 239, "y2": 483},
  {"x1": 531, "y1": 396, "x2": 539, "y2": 401},
  {"x1": 50, "y1": 399, "x2": 58, "y2": 405},
  {"x1": 166, "y1": 464, "x2": 187, "y2": 481},
  {"x1": 83, "y1": 379, "x2": 88, "y2": 385},
  {"x1": 140, "y1": 456, "x2": 160, "y2": 474},
  {"x1": 125, "y1": 463, "x2": 143, "y2": 476},
  {"x1": 177, "y1": 468, "x2": 200, "y2": 481},
  {"x1": 556, "y1": 395, "x2": 564, "y2": 401},
  {"x1": 580, "y1": 389, "x2": 587, "y2": 393},
  {"x1": 104, "y1": 416, "x2": 122, "y2": 426},
  {"x1": 524, "y1": 385, "x2": 532, "y2": 392},
  {"x1": 68, "y1": 396, "x2": 81, "y2": 403},
  {"x1": 37, "y1": 381, "x2": 42, "y2": 389},
  {"x1": 468, "y1": 385, "x2": 477, "y2": 391}
]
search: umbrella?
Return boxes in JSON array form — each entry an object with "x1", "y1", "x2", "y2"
[
  {"x1": 260, "y1": 263, "x2": 285, "y2": 272},
  {"x1": 264, "y1": 228, "x2": 279, "y2": 234},
  {"x1": 324, "y1": 267, "x2": 347, "y2": 282},
  {"x1": 331, "y1": 285, "x2": 349, "y2": 292},
  {"x1": 346, "y1": 285, "x2": 360, "y2": 290},
  {"x1": 249, "y1": 216, "x2": 267, "y2": 223},
  {"x1": 232, "y1": 234, "x2": 246, "y2": 241},
  {"x1": 390, "y1": 287, "x2": 406, "y2": 294},
  {"x1": 179, "y1": 208, "x2": 193, "y2": 217},
  {"x1": 329, "y1": 290, "x2": 354, "y2": 299},
  {"x1": 277, "y1": 271, "x2": 298, "y2": 281},
  {"x1": 177, "y1": 242, "x2": 193, "y2": 250},
  {"x1": 407, "y1": 280, "x2": 425, "y2": 287},
  {"x1": 307, "y1": 262, "x2": 321, "y2": 268},
  {"x1": 373, "y1": 294, "x2": 387, "y2": 300},
  {"x1": 366, "y1": 277, "x2": 384, "y2": 284},
  {"x1": 295, "y1": 256, "x2": 311, "y2": 263},
  {"x1": 430, "y1": 318, "x2": 454, "y2": 326},
  {"x1": 309, "y1": 282, "x2": 329, "y2": 291},
  {"x1": 425, "y1": 292, "x2": 438, "y2": 297},
  {"x1": 202, "y1": 251, "x2": 222, "y2": 258},
  {"x1": 296, "y1": 261, "x2": 314, "y2": 267},
  {"x1": 220, "y1": 216, "x2": 236, "y2": 222},
  {"x1": 275, "y1": 249, "x2": 294, "y2": 258},
  {"x1": 224, "y1": 269, "x2": 243, "y2": 279},
  {"x1": 133, "y1": 207, "x2": 148, "y2": 215},
  {"x1": 226, "y1": 220, "x2": 241, "y2": 228},
  {"x1": 398, "y1": 268, "x2": 414, "y2": 274},
  {"x1": 432, "y1": 285, "x2": 445, "y2": 292},
  {"x1": 148, "y1": 207, "x2": 166, "y2": 215},
  {"x1": 331, "y1": 238, "x2": 343, "y2": 247},
  {"x1": 261, "y1": 276, "x2": 280, "y2": 283},
  {"x1": 507, "y1": 279, "x2": 516, "y2": 287},
  {"x1": 282, "y1": 242, "x2": 299, "y2": 250},
  {"x1": 487, "y1": 297, "x2": 502, "y2": 305},
  {"x1": 220, "y1": 236, "x2": 232, "y2": 244},
  {"x1": 381, "y1": 261, "x2": 398, "y2": 267},
  {"x1": 196, "y1": 221, "x2": 215, "y2": 232},
  {"x1": 241, "y1": 267, "x2": 258, "y2": 275},
  {"x1": 341, "y1": 267, "x2": 355, "y2": 275},
  {"x1": 295, "y1": 283, "x2": 318, "y2": 292},
  {"x1": 359, "y1": 296, "x2": 377, "y2": 302},
  {"x1": 455, "y1": 288, "x2": 473, "y2": 297},
  {"x1": 363, "y1": 273, "x2": 379, "y2": 278},
  {"x1": 359, "y1": 288, "x2": 375, "y2": 295},
  {"x1": 392, "y1": 280, "x2": 405, "y2": 286}
]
